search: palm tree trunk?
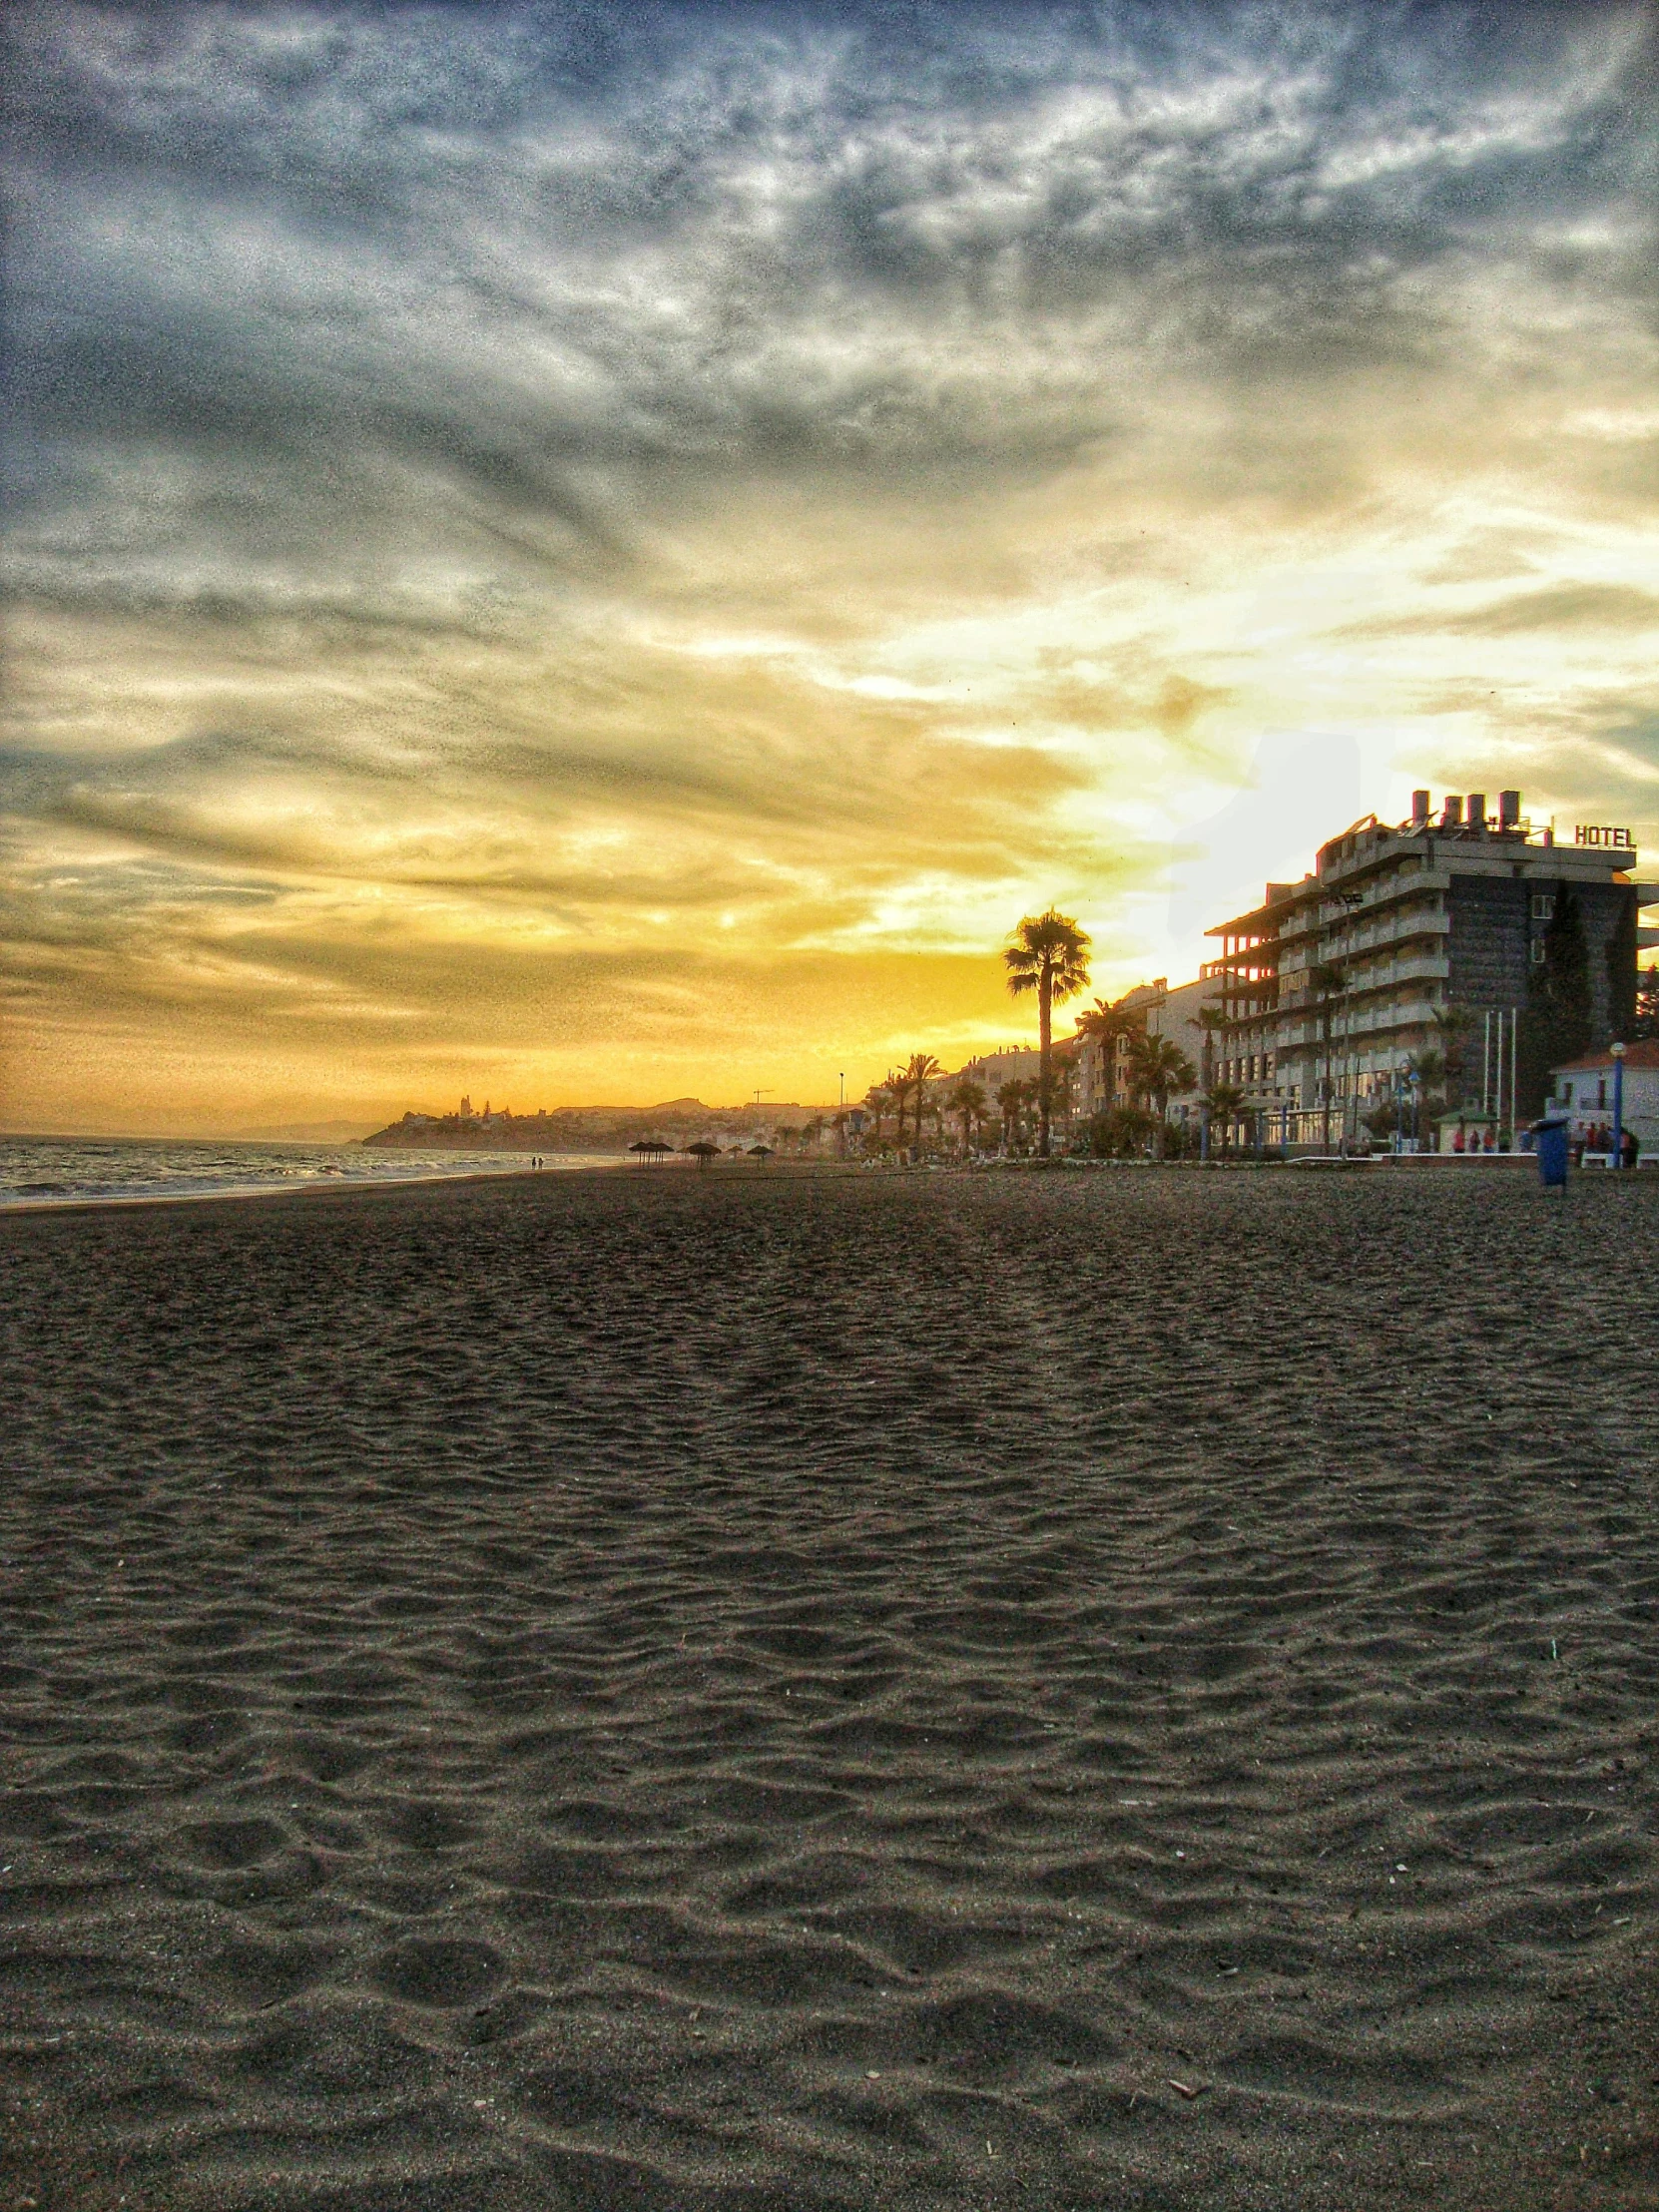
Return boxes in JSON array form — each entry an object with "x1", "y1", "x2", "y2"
[{"x1": 1038, "y1": 964, "x2": 1053, "y2": 1157}]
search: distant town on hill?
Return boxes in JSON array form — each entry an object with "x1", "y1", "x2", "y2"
[{"x1": 362, "y1": 1098, "x2": 825, "y2": 1154}]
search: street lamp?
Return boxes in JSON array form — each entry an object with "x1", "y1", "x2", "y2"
[{"x1": 1610, "y1": 1040, "x2": 1627, "y2": 1169}]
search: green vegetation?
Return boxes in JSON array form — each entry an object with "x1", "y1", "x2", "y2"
[{"x1": 1003, "y1": 911, "x2": 1091, "y2": 1159}]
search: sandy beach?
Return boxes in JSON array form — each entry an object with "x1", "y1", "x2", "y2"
[{"x1": 3, "y1": 1165, "x2": 1656, "y2": 2210}]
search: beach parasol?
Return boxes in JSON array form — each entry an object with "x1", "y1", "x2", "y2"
[{"x1": 683, "y1": 1140, "x2": 723, "y2": 1169}]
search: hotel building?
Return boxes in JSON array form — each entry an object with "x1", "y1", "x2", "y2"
[{"x1": 1205, "y1": 791, "x2": 1654, "y2": 1144}]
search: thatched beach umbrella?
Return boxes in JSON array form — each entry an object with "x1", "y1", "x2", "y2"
[
  {"x1": 683, "y1": 1140, "x2": 722, "y2": 1170},
  {"x1": 747, "y1": 1144, "x2": 775, "y2": 1163},
  {"x1": 628, "y1": 1139, "x2": 673, "y2": 1166}
]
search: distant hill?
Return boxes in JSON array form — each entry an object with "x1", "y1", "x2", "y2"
[
  {"x1": 239, "y1": 1120, "x2": 379, "y2": 1142},
  {"x1": 362, "y1": 1100, "x2": 829, "y2": 1154}
]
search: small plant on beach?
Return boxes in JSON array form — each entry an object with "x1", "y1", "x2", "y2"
[
  {"x1": 1084, "y1": 1103, "x2": 1155, "y2": 1158},
  {"x1": 1004, "y1": 911, "x2": 1091, "y2": 1159}
]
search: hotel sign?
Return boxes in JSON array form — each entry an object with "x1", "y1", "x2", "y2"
[{"x1": 1575, "y1": 825, "x2": 1632, "y2": 847}]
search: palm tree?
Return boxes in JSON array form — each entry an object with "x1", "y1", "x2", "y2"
[
  {"x1": 1004, "y1": 910, "x2": 1091, "y2": 1157},
  {"x1": 894, "y1": 1052, "x2": 941, "y2": 1158},
  {"x1": 1074, "y1": 993, "x2": 1148, "y2": 1113},
  {"x1": 1310, "y1": 961, "x2": 1348, "y2": 1151},
  {"x1": 997, "y1": 1077, "x2": 1026, "y2": 1153},
  {"x1": 862, "y1": 1082, "x2": 893, "y2": 1149},
  {"x1": 1125, "y1": 1033, "x2": 1198, "y2": 1158},
  {"x1": 946, "y1": 1077, "x2": 987, "y2": 1157},
  {"x1": 1204, "y1": 1081, "x2": 1246, "y2": 1157},
  {"x1": 1430, "y1": 1006, "x2": 1476, "y2": 1113},
  {"x1": 1193, "y1": 1001, "x2": 1228, "y2": 1157}
]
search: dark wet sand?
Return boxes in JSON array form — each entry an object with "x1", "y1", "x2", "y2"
[{"x1": 3, "y1": 1166, "x2": 1656, "y2": 2210}]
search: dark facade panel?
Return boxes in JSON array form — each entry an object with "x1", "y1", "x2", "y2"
[
  {"x1": 1446, "y1": 876, "x2": 1530, "y2": 1010},
  {"x1": 1448, "y1": 875, "x2": 1635, "y2": 1043}
]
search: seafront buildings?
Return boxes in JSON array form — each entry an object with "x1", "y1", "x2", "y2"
[
  {"x1": 371, "y1": 792, "x2": 1652, "y2": 1160},
  {"x1": 915, "y1": 788, "x2": 1652, "y2": 1154},
  {"x1": 1203, "y1": 791, "x2": 1653, "y2": 1146}
]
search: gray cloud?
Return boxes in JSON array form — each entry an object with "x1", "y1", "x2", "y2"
[
  {"x1": 1345, "y1": 581, "x2": 1659, "y2": 639},
  {"x1": 9, "y1": 2, "x2": 1656, "y2": 620}
]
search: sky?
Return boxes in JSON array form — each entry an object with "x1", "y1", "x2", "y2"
[{"x1": 4, "y1": 1, "x2": 1657, "y2": 1132}]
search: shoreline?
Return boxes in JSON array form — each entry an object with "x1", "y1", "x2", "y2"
[
  {"x1": 0, "y1": 1156, "x2": 624, "y2": 1219},
  {"x1": 0, "y1": 1146, "x2": 1617, "y2": 1218}
]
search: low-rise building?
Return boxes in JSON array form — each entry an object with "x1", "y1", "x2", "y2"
[{"x1": 1550, "y1": 1042, "x2": 1659, "y2": 1155}]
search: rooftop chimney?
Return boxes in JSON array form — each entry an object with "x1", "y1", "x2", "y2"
[
  {"x1": 1498, "y1": 789, "x2": 1521, "y2": 829},
  {"x1": 1411, "y1": 789, "x2": 1430, "y2": 826},
  {"x1": 1468, "y1": 792, "x2": 1486, "y2": 830},
  {"x1": 1440, "y1": 796, "x2": 1463, "y2": 829}
]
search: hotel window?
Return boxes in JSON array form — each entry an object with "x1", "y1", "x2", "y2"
[
  {"x1": 1530, "y1": 894, "x2": 1554, "y2": 920},
  {"x1": 1530, "y1": 938, "x2": 1546, "y2": 965}
]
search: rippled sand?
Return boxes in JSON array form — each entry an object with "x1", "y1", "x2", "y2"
[{"x1": 3, "y1": 1166, "x2": 1656, "y2": 2209}]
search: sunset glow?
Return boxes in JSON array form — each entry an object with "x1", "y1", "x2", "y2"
[{"x1": 5, "y1": 3, "x2": 1656, "y2": 1130}]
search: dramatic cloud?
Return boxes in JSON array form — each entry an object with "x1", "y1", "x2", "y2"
[{"x1": 3, "y1": 1, "x2": 1657, "y2": 1127}]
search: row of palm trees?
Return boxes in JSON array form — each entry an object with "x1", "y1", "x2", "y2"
[
  {"x1": 871, "y1": 911, "x2": 1511, "y2": 1165},
  {"x1": 859, "y1": 909, "x2": 1220, "y2": 1162}
]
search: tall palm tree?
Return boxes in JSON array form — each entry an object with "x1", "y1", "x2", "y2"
[
  {"x1": 895, "y1": 1052, "x2": 941, "y2": 1157},
  {"x1": 1125, "y1": 1033, "x2": 1198, "y2": 1158},
  {"x1": 1193, "y1": 1001, "x2": 1228, "y2": 1157},
  {"x1": 1074, "y1": 993, "x2": 1148, "y2": 1114},
  {"x1": 1310, "y1": 961, "x2": 1348, "y2": 1152},
  {"x1": 1430, "y1": 1005, "x2": 1476, "y2": 1112},
  {"x1": 946, "y1": 1077, "x2": 987, "y2": 1156},
  {"x1": 1004, "y1": 910, "x2": 1091, "y2": 1157}
]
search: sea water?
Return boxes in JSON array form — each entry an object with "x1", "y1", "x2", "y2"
[{"x1": 0, "y1": 1136, "x2": 620, "y2": 1208}]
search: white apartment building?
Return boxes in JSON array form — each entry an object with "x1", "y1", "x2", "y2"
[{"x1": 1207, "y1": 790, "x2": 1655, "y2": 1144}]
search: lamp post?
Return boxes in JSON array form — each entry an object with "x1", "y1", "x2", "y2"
[{"x1": 1610, "y1": 1040, "x2": 1626, "y2": 1168}]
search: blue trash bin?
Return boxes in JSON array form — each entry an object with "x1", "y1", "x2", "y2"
[{"x1": 1530, "y1": 1112, "x2": 1569, "y2": 1189}]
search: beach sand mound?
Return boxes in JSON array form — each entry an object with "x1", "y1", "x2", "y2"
[{"x1": 2, "y1": 1169, "x2": 1656, "y2": 2209}]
